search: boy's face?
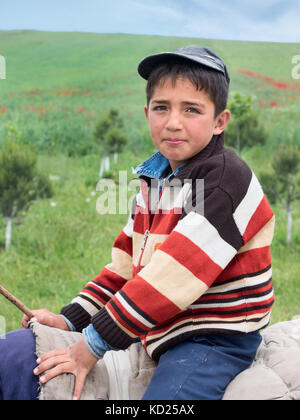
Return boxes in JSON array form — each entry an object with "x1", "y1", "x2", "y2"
[{"x1": 144, "y1": 77, "x2": 231, "y2": 171}]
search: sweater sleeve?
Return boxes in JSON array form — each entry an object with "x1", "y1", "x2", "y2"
[
  {"x1": 60, "y1": 214, "x2": 134, "y2": 332},
  {"x1": 90, "y1": 186, "x2": 245, "y2": 349}
]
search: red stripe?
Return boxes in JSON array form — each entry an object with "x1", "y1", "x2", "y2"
[
  {"x1": 190, "y1": 305, "x2": 273, "y2": 319},
  {"x1": 242, "y1": 282, "x2": 273, "y2": 297},
  {"x1": 215, "y1": 246, "x2": 271, "y2": 284},
  {"x1": 93, "y1": 267, "x2": 127, "y2": 293},
  {"x1": 196, "y1": 302, "x2": 248, "y2": 313},
  {"x1": 134, "y1": 210, "x2": 149, "y2": 234},
  {"x1": 114, "y1": 231, "x2": 132, "y2": 256},
  {"x1": 193, "y1": 296, "x2": 274, "y2": 316},
  {"x1": 134, "y1": 207, "x2": 182, "y2": 233},
  {"x1": 244, "y1": 295, "x2": 274, "y2": 309},
  {"x1": 120, "y1": 275, "x2": 181, "y2": 324},
  {"x1": 190, "y1": 306, "x2": 272, "y2": 320},
  {"x1": 243, "y1": 196, "x2": 274, "y2": 243},
  {"x1": 200, "y1": 280, "x2": 272, "y2": 302},
  {"x1": 150, "y1": 210, "x2": 182, "y2": 234},
  {"x1": 160, "y1": 231, "x2": 223, "y2": 286}
]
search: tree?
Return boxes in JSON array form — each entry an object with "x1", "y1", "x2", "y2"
[
  {"x1": 93, "y1": 109, "x2": 127, "y2": 177},
  {"x1": 226, "y1": 92, "x2": 267, "y2": 154},
  {"x1": 0, "y1": 139, "x2": 53, "y2": 250},
  {"x1": 260, "y1": 144, "x2": 300, "y2": 246},
  {"x1": 105, "y1": 127, "x2": 127, "y2": 156}
]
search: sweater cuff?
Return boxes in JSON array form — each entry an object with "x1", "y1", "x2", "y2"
[
  {"x1": 91, "y1": 307, "x2": 135, "y2": 350},
  {"x1": 60, "y1": 303, "x2": 91, "y2": 332}
]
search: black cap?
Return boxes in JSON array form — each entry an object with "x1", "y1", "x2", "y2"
[{"x1": 138, "y1": 45, "x2": 230, "y2": 84}]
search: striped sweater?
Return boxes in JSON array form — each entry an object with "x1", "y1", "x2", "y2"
[{"x1": 61, "y1": 133, "x2": 275, "y2": 361}]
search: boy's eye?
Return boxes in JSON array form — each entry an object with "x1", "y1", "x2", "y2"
[
  {"x1": 186, "y1": 107, "x2": 200, "y2": 114},
  {"x1": 153, "y1": 105, "x2": 167, "y2": 111}
]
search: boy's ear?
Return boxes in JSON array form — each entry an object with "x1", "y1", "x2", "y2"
[
  {"x1": 213, "y1": 109, "x2": 231, "y2": 135},
  {"x1": 144, "y1": 105, "x2": 149, "y2": 121}
]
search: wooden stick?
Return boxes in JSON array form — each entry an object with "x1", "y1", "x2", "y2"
[{"x1": 0, "y1": 284, "x2": 34, "y2": 319}]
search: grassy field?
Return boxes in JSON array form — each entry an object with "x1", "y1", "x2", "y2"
[{"x1": 0, "y1": 30, "x2": 300, "y2": 332}]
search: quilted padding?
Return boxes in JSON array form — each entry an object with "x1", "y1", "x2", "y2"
[{"x1": 223, "y1": 319, "x2": 300, "y2": 400}]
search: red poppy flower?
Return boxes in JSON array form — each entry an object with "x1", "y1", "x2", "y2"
[{"x1": 238, "y1": 69, "x2": 300, "y2": 92}]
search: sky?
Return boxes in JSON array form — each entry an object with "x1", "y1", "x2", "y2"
[{"x1": 0, "y1": 0, "x2": 299, "y2": 43}]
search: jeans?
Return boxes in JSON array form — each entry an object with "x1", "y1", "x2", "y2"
[
  {"x1": 142, "y1": 332, "x2": 262, "y2": 400},
  {"x1": 0, "y1": 329, "x2": 39, "y2": 400}
]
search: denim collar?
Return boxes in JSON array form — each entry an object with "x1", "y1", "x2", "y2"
[
  {"x1": 133, "y1": 151, "x2": 185, "y2": 180},
  {"x1": 133, "y1": 133, "x2": 225, "y2": 184}
]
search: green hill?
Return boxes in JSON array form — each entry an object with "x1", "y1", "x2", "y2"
[
  {"x1": 0, "y1": 30, "x2": 299, "y2": 156},
  {"x1": 0, "y1": 31, "x2": 299, "y2": 331},
  {"x1": 1, "y1": 30, "x2": 299, "y2": 91}
]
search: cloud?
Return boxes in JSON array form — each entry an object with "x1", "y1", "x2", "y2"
[
  {"x1": 130, "y1": 0, "x2": 185, "y2": 22},
  {"x1": 219, "y1": 0, "x2": 300, "y2": 42},
  {"x1": 147, "y1": 0, "x2": 300, "y2": 42},
  {"x1": 0, "y1": 0, "x2": 299, "y2": 42},
  {"x1": 240, "y1": 5, "x2": 300, "y2": 42}
]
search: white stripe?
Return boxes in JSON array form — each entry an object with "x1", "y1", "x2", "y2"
[
  {"x1": 205, "y1": 269, "x2": 272, "y2": 294},
  {"x1": 135, "y1": 189, "x2": 147, "y2": 209},
  {"x1": 123, "y1": 216, "x2": 134, "y2": 238},
  {"x1": 89, "y1": 281, "x2": 114, "y2": 298},
  {"x1": 116, "y1": 292, "x2": 154, "y2": 329},
  {"x1": 191, "y1": 289, "x2": 274, "y2": 308},
  {"x1": 174, "y1": 211, "x2": 236, "y2": 269},
  {"x1": 211, "y1": 271, "x2": 272, "y2": 293},
  {"x1": 233, "y1": 172, "x2": 264, "y2": 235},
  {"x1": 245, "y1": 290, "x2": 274, "y2": 304},
  {"x1": 71, "y1": 296, "x2": 100, "y2": 316}
]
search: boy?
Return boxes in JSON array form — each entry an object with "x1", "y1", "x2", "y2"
[{"x1": 1, "y1": 45, "x2": 275, "y2": 400}]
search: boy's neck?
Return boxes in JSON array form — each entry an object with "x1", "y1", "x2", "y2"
[{"x1": 169, "y1": 161, "x2": 186, "y2": 172}]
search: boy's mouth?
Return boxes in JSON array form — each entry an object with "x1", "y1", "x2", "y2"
[{"x1": 164, "y1": 138, "x2": 187, "y2": 145}]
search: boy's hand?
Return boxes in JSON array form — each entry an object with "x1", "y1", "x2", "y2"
[
  {"x1": 33, "y1": 338, "x2": 98, "y2": 400},
  {"x1": 21, "y1": 309, "x2": 69, "y2": 330}
]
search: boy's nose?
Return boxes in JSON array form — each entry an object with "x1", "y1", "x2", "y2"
[{"x1": 166, "y1": 111, "x2": 183, "y2": 131}]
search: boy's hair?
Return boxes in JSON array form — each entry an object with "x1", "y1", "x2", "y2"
[{"x1": 146, "y1": 58, "x2": 229, "y2": 118}]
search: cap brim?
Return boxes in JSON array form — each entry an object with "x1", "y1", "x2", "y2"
[{"x1": 138, "y1": 51, "x2": 227, "y2": 81}]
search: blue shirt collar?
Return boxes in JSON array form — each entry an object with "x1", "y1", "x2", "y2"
[{"x1": 133, "y1": 151, "x2": 185, "y2": 180}]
